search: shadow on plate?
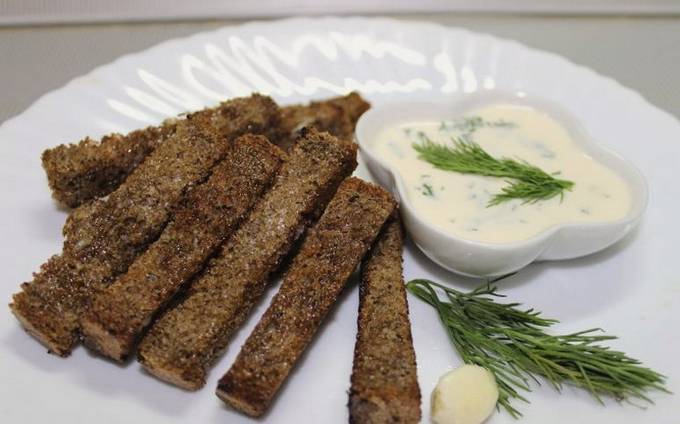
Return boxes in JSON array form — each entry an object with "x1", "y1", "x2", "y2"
[
  {"x1": 405, "y1": 224, "x2": 643, "y2": 321},
  {"x1": 30, "y1": 204, "x2": 68, "y2": 244},
  {"x1": 4, "y1": 325, "x2": 192, "y2": 417},
  {"x1": 4, "y1": 325, "x2": 69, "y2": 374}
]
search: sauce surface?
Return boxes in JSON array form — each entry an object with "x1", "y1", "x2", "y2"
[{"x1": 374, "y1": 104, "x2": 632, "y2": 243}]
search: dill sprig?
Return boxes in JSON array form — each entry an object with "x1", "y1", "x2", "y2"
[
  {"x1": 412, "y1": 137, "x2": 574, "y2": 206},
  {"x1": 406, "y1": 279, "x2": 669, "y2": 418}
]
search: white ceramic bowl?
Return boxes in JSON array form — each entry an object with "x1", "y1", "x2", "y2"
[{"x1": 356, "y1": 91, "x2": 648, "y2": 277}]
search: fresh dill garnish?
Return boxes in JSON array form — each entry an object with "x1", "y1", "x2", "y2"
[
  {"x1": 420, "y1": 183, "x2": 434, "y2": 197},
  {"x1": 406, "y1": 279, "x2": 669, "y2": 418},
  {"x1": 412, "y1": 136, "x2": 574, "y2": 206}
]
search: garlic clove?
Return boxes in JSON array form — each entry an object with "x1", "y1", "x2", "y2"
[{"x1": 431, "y1": 364, "x2": 499, "y2": 424}]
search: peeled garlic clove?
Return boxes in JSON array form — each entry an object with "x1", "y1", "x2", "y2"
[{"x1": 431, "y1": 364, "x2": 499, "y2": 424}]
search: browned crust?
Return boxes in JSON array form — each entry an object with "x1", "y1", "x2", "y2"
[
  {"x1": 42, "y1": 94, "x2": 281, "y2": 207},
  {"x1": 327, "y1": 91, "x2": 372, "y2": 123},
  {"x1": 42, "y1": 124, "x2": 175, "y2": 208},
  {"x1": 80, "y1": 135, "x2": 284, "y2": 362},
  {"x1": 137, "y1": 128, "x2": 357, "y2": 390},
  {"x1": 349, "y1": 217, "x2": 422, "y2": 424},
  {"x1": 277, "y1": 92, "x2": 370, "y2": 151},
  {"x1": 10, "y1": 113, "x2": 231, "y2": 356},
  {"x1": 197, "y1": 93, "x2": 282, "y2": 143},
  {"x1": 41, "y1": 93, "x2": 366, "y2": 207},
  {"x1": 216, "y1": 177, "x2": 396, "y2": 417}
]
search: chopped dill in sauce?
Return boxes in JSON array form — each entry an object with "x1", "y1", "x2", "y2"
[
  {"x1": 439, "y1": 116, "x2": 516, "y2": 133},
  {"x1": 374, "y1": 104, "x2": 633, "y2": 243},
  {"x1": 419, "y1": 182, "x2": 434, "y2": 197}
]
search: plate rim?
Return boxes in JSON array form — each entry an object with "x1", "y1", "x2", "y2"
[
  {"x1": 1, "y1": 16, "x2": 679, "y2": 135},
  {"x1": 1, "y1": 16, "x2": 677, "y2": 424}
]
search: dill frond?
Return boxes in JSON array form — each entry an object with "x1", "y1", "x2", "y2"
[
  {"x1": 412, "y1": 137, "x2": 574, "y2": 207},
  {"x1": 406, "y1": 279, "x2": 669, "y2": 418}
]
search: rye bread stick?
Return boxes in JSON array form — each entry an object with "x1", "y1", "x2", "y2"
[
  {"x1": 349, "y1": 217, "x2": 422, "y2": 424},
  {"x1": 138, "y1": 128, "x2": 357, "y2": 390},
  {"x1": 277, "y1": 92, "x2": 370, "y2": 151},
  {"x1": 333, "y1": 91, "x2": 371, "y2": 121},
  {"x1": 42, "y1": 93, "x2": 365, "y2": 206},
  {"x1": 10, "y1": 113, "x2": 230, "y2": 356},
  {"x1": 42, "y1": 122, "x2": 177, "y2": 208},
  {"x1": 81, "y1": 135, "x2": 284, "y2": 362},
  {"x1": 43, "y1": 94, "x2": 280, "y2": 207},
  {"x1": 216, "y1": 177, "x2": 396, "y2": 417}
]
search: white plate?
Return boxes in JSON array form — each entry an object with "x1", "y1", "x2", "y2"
[{"x1": 0, "y1": 17, "x2": 678, "y2": 424}]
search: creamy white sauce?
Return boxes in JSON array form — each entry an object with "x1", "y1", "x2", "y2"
[{"x1": 374, "y1": 104, "x2": 632, "y2": 243}]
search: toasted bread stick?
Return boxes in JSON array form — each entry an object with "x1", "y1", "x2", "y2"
[
  {"x1": 42, "y1": 94, "x2": 280, "y2": 207},
  {"x1": 349, "y1": 217, "x2": 422, "y2": 423},
  {"x1": 10, "y1": 113, "x2": 230, "y2": 356},
  {"x1": 216, "y1": 177, "x2": 395, "y2": 417},
  {"x1": 138, "y1": 129, "x2": 357, "y2": 390},
  {"x1": 81, "y1": 135, "x2": 284, "y2": 362},
  {"x1": 42, "y1": 122, "x2": 176, "y2": 208},
  {"x1": 275, "y1": 92, "x2": 370, "y2": 151},
  {"x1": 42, "y1": 93, "x2": 367, "y2": 207}
]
